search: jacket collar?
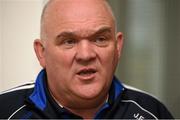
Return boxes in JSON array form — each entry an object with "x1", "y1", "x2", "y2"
[
  {"x1": 29, "y1": 70, "x2": 47, "y2": 110},
  {"x1": 28, "y1": 69, "x2": 124, "y2": 112}
]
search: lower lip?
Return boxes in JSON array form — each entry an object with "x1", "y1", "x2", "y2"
[{"x1": 76, "y1": 73, "x2": 96, "y2": 81}]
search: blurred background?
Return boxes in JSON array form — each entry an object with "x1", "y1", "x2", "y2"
[{"x1": 0, "y1": 0, "x2": 179, "y2": 118}]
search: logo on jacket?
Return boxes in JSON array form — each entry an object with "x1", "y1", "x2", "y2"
[{"x1": 134, "y1": 113, "x2": 144, "y2": 120}]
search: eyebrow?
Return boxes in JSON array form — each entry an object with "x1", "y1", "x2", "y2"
[
  {"x1": 93, "y1": 26, "x2": 112, "y2": 36},
  {"x1": 56, "y1": 26, "x2": 112, "y2": 40}
]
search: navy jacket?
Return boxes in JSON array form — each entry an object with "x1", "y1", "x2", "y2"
[{"x1": 0, "y1": 70, "x2": 173, "y2": 119}]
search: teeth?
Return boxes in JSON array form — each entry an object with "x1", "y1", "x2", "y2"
[{"x1": 78, "y1": 70, "x2": 96, "y2": 75}]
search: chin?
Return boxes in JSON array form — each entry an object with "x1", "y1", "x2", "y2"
[{"x1": 74, "y1": 85, "x2": 106, "y2": 100}]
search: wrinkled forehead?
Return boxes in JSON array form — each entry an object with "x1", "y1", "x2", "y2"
[{"x1": 41, "y1": 0, "x2": 115, "y2": 39}]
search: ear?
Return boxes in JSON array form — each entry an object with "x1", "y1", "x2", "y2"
[
  {"x1": 116, "y1": 32, "x2": 124, "y2": 58},
  {"x1": 34, "y1": 39, "x2": 46, "y2": 68}
]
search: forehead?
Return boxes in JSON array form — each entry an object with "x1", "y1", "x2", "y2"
[
  {"x1": 54, "y1": 20, "x2": 114, "y2": 39},
  {"x1": 42, "y1": 0, "x2": 115, "y2": 38},
  {"x1": 44, "y1": 0, "x2": 112, "y2": 19}
]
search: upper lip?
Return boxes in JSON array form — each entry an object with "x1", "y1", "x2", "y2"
[{"x1": 76, "y1": 67, "x2": 97, "y2": 75}]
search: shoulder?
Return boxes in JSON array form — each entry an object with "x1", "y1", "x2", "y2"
[
  {"x1": 0, "y1": 82, "x2": 35, "y2": 100},
  {"x1": 123, "y1": 84, "x2": 159, "y2": 102},
  {"x1": 120, "y1": 84, "x2": 173, "y2": 119},
  {"x1": 0, "y1": 82, "x2": 35, "y2": 118}
]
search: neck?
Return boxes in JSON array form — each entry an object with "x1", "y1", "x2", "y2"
[
  {"x1": 67, "y1": 106, "x2": 101, "y2": 119},
  {"x1": 51, "y1": 91, "x2": 108, "y2": 119},
  {"x1": 66, "y1": 96, "x2": 108, "y2": 119}
]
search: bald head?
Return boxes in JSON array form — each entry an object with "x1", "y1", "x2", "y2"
[{"x1": 40, "y1": 0, "x2": 116, "y2": 40}]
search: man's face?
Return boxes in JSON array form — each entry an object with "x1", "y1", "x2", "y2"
[{"x1": 35, "y1": 0, "x2": 123, "y2": 105}]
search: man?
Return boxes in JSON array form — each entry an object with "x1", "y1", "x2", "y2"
[{"x1": 0, "y1": 0, "x2": 173, "y2": 119}]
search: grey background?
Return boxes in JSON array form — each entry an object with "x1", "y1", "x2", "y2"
[{"x1": 108, "y1": 0, "x2": 180, "y2": 118}]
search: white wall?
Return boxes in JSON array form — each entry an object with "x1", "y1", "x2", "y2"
[
  {"x1": 0, "y1": 0, "x2": 44, "y2": 91},
  {"x1": 0, "y1": 1, "x2": 3, "y2": 90}
]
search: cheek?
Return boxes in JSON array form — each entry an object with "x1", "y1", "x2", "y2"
[
  {"x1": 44, "y1": 47, "x2": 75, "y2": 83},
  {"x1": 97, "y1": 46, "x2": 118, "y2": 82},
  {"x1": 45, "y1": 47, "x2": 74, "y2": 67},
  {"x1": 45, "y1": 48, "x2": 76, "y2": 87},
  {"x1": 101, "y1": 47, "x2": 118, "y2": 68},
  {"x1": 95, "y1": 47, "x2": 118, "y2": 91}
]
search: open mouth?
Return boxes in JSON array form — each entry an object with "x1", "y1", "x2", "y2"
[{"x1": 77, "y1": 68, "x2": 97, "y2": 76}]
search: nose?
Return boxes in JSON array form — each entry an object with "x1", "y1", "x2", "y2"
[{"x1": 75, "y1": 40, "x2": 96, "y2": 64}]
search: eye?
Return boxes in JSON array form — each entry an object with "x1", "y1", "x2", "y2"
[
  {"x1": 96, "y1": 36, "x2": 106, "y2": 42},
  {"x1": 93, "y1": 36, "x2": 109, "y2": 47},
  {"x1": 62, "y1": 39, "x2": 76, "y2": 48},
  {"x1": 64, "y1": 39, "x2": 75, "y2": 45}
]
